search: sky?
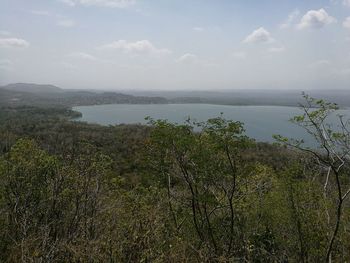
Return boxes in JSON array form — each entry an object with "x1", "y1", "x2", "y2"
[{"x1": 0, "y1": 0, "x2": 350, "y2": 91}]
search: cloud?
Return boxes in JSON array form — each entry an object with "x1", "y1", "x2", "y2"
[
  {"x1": 268, "y1": 46, "x2": 286, "y2": 53},
  {"x1": 57, "y1": 19, "x2": 76, "y2": 27},
  {"x1": 337, "y1": 68, "x2": 350, "y2": 75},
  {"x1": 0, "y1": 38, "x2": 30, "y2": 48},
  {"x1": 343, "y1": 17, "x2": 350, "y2": 29},
  {"x1": 59, "y1": 0, "x2": 135, "y2": 8},
  {"x1": 232, "y1": 51, "x2": 246, "y2": 59},
  {"x1": 30, "y1": 10, "x2": 50, "y2": 16},
  {"x1": 297, "y1": 9, "x2": 336, "y2": 30},
  {"x1": 176, "y1": 53, "x2": 198, "y2": 64},
  {"x1": 0, "y1": 59, "x2": 13, "y2": 70},
  {"x1": 280, "y1": 9, "x2": 300, "y2": 29},
  {"x1": 175, "y1": 54, "x2": 219, "y2": 68},
  {"x1": 61, "y1": 61, "x2": 78, "y2": 70},
  {"x1": 193, "y1": 27, "x2": 204, "y2": 32},
  {"x1": 193, "y1": 26, "x2": 222, "y2": 33},
  {"x1": 344, "y1": 0, "x2": 350, "y2": 7},
  {"x1": 59, "y1": 0, "x2": 76, "y2": 6},
  {"x1": 308, "y1": 59, "x2": 331, "y2": 69},
  {"x1": 98, "y1": 40, "x2": 171, "y2": 55},
  {"x1": 68, "y1": 52, "x2": 97, "y2": 61},
  {"x1": 243, "y1": 27, "x2": 274, "y2": 44},
  {"x1": 0, "y1": 30, "x2": 10, "y2": 36}
]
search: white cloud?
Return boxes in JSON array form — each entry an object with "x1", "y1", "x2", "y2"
[
  {"x1": 308, "y1": 59, "x2": 331, "y2": 69},
  {"x1": 0, "y1": 38, "x2": 30, "y2": 48},
  {"x1": 243, "y1": 27, "x2": 275, "y2": 44},
  {"x1": 175, "y1": 53, "x2": 218, "y2": 68},
  {"x1": 176, "y1": 53, "x2": 197, "y2": 64},
  {"x1": 343, "y1": 17, "x2": 350, "y2": 29},
  {"x1": 297, "y1": 9, "x2": 336, "y2": 30},
  {"x1": 193, "y1": 27, "x2": 204, "y2": 32},
  {"x1": 280, "y1": 9, "x2": 300, "y2": 29},
  {"x1": 193, "y1": 26, "x2": 222, "y2": 33},
  {"x1": 0, "y1": 30, "x2": 10, "y2": 36},
  {"x1": 61, "y1": 61, "x2": 78, "y2": 70},
  {"x1": 268, "y1": 46, "x2": 286, "y2": 53},
  {"x1": 98, "y1": 40, "x2": 171, "y2": 55},
  {"x1": 338, "y1": 68, "x2": 350, "y2": 75},
  {"x1": 68, "y1": 52, "x2": 97, "y2": 61},
  {"x1": 59, "y1": 0, "x2": 135, "y2": 8},
  {"x1": 344, "y1": 0, "x2": 350, "y2": 7},
  {"x1": 59, "y1": 0, "x2": 75, "y2": 6},
  {"x1": 30, "y1": 10, "x2": 50, "y2": 16},
  {"x1": 232, "y1": 51, "x2": 246, "y2": 59},
  {"x1": 57, "y1": 19, "x2": 76, "y2": 27},
  {"x1": 0, "y1": 59, "x2": 13, "y2": 70}
]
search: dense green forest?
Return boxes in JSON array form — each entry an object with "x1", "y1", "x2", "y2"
[{"x1": 1, "y1": 94, "x2": 350, "y2": 262}]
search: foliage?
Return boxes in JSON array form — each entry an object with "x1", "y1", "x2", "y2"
[{"x1": 0, "y1": 96, "x2": 350, "y2": 262}]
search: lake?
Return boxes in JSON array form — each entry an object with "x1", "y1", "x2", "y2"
[{"x1": 73, "y1": 104, "x2": 350, "y2": 144}]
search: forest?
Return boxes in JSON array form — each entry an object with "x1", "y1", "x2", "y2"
[
  {"x1": 0, "y1": 83, "x2": 167, "y2": 107},
  {"x1": 0, "y1": 94, "x2": 350, "y2": 262}
]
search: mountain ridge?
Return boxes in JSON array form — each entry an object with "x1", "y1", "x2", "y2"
[{"x1": 1, "y1": 83, "x2": 64, "y2": 94}]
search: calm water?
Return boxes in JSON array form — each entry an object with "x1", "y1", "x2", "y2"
[{"x1": 73, "y1": 104, "x2": 350, "y2": 143}]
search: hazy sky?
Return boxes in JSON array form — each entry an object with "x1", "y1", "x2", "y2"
[{"x1": 0, "y1": 0, "x2": 350, "y2": 90}]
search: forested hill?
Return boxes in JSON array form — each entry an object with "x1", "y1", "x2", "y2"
[
  {"x1": 137, "y1": 89, "x2": 350, "y2": 107},
  {"x1": 3, "y1": 83, "x2": 350, "y2": 108},
  {"x1": 0, "y1": 83, "x2": 168, "y2": 107},
  {"x1": 2, "y1": 83, "x2": 63, "y2": 93},
  {"x1": 1, "y1": 95, "x2": 350, "y2": 261}
]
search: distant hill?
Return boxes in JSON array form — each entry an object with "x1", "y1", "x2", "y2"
[
  {"x1": 0, "y1": 83, "x2": 168, "y2": 107},
  {"x1": 130, "y1": 89, "x2": 350, "y2": 107},
  {"x1": 0, "y1": 88, "x2": 36, "y2": 105},
  {"x1": 1, "y1": 83, "x2": 63, "y2": 94},
  {"x1": 3, "y1": 83, "x2": 350, "y2": 108}
]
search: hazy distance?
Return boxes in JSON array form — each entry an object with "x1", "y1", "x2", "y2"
[{"x1": 1, "y1": 0, "x2": 350, "y2": 91}]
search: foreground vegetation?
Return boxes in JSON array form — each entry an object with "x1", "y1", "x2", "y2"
[{"x1": 0, "y1": 95, "x2": 350, "y2": 262}]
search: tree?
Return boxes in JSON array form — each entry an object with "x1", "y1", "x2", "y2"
[
  {"x1": 274, "y1": 94, "x2": 350, "y2": 262},
  {"x1": 147, "y1": 117, "x2": 268, "y2": 260}
]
